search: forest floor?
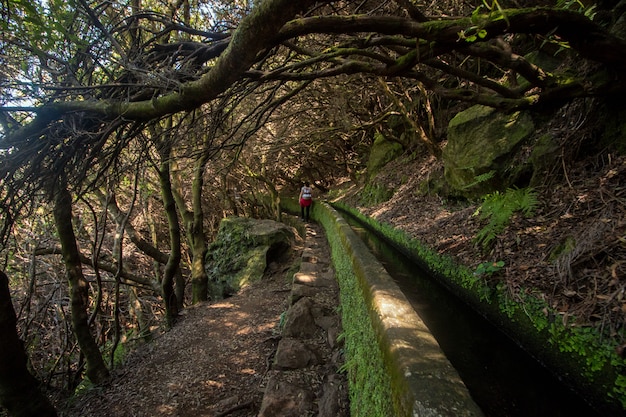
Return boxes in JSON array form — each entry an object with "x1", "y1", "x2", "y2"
[{"x1": 62, "y1": 257, "x2": 298, "y2": 417}]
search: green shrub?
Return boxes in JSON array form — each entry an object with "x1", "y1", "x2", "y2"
[{"x1": 474, "y1": 260, "x2": 505, "y2": 276}]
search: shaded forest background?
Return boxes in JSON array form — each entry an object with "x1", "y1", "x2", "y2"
[{"x1": 1, "y1": 0, "x2": 625, "y2": 415}]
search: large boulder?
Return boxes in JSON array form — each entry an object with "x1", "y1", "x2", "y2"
[
  {"x1": 367, "y1": 132, "x2": 404, "y2": 179},
  {"x1": 205, "y1": 217, "x2": 295, "y2": 299},
  {"x1": 443, "y1": 105, "x2": 535, "y2": 198}
]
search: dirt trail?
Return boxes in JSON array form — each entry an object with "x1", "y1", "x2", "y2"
[{"x1": 63, "y1": 251, "x2": 297, "y2": 417}]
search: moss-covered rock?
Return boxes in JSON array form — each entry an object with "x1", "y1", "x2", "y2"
[
  {"x1": 367, "y1": 132, "x2": 404, "y2": 179},
  {"x1": 205, "y1": 217, "x2": 295, "y2": 299},
  {"x1": 443, "y1": 105, "x2": 535, "y2": 198},
  {"x1": 529, "y1": 133, "x2": 560, "y2": 187}
]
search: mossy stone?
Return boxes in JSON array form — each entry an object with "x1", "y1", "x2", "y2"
[
  {"x1": 367, "y1": 132, "x2": 403, "y2": 179},
  {"x1": 443, "y1": 105, "x2": 535, "y2": 198},
  {"x1": 205, "y1": 217, "x2": 295, "y2": 299}
]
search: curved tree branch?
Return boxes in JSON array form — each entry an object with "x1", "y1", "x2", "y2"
[
  {"x1": 2, "y1": 5, "x2": 625, "y2": 152},
  {"x1": 34, "y1": 246, "x2": 161, "y2": 293}
]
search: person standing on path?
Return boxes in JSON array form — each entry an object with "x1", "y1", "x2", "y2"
[{"x1": 299, "y1": 181, "x2": 313, "y2": 221}]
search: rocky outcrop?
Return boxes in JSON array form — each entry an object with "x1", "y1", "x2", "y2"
[
  {"x1": 443, "y1": 104, "x2": 535, "y2": 198},
  {"x1": 258, "y1": 222, "x2": 349, "y2": 417},
  {"x1": 205, "y1": 217, "x2": 296, "y2": 299},
  {"x1": 367, "y1": 132, "x2": 404, "y2": 180}
]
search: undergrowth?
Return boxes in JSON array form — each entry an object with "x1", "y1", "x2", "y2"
[{"x1": 360, "y1": 183, "x2": 394, "y2": 207}]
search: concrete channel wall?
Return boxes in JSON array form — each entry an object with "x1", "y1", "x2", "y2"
[{"x1": 317, "y1": 202, "x2": 484, "y2": 417}]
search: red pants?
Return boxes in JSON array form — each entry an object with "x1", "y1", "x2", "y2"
[{"x1": 300, "y1": 198, "x2": 312, "y2": 220}]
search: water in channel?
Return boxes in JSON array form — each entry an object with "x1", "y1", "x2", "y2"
[{"x1": 343, "y1": 216, "x2": 605, "y2": 417}]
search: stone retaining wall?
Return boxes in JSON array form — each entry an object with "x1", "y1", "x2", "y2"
[{"x1": 317, "y1": 202, "x2": 484, "y2": 417}]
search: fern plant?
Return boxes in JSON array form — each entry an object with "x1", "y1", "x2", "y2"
[
  {"x1": 462, "y1": 170, "x2": 495, "y2": 190},
  {"x1": 473, "y1": 187, "x2": 538, "y2": 248}
]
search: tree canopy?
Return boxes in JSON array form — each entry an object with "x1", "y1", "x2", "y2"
[{"x1": 2, "y1": 0, "x2": 626, "y2": 205}]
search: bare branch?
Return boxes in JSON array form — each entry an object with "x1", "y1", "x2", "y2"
[{"x1": 34, "y1": 246, "x2": 160, "y2": 293}]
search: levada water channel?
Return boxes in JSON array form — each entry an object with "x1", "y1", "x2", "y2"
[{"x1": 339, "y1": 211, "x2": 605, "y2": 417}]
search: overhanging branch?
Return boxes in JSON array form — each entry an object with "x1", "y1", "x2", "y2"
[{"x1": 2, "y1": 4, "x2": 625, "y2": 150}]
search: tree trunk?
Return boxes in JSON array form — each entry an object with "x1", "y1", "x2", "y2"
[
  {"x1": 129, "y1": 286, "x2": 153, "y2": 342},
  {"x1": 100, "y1": 190, "x2": 169, "y2": 265},
  {"x1": 190, "y1": 160, "x2": 209, "y2": 302},
  {"x1": 52, "y1": 184, "x2": 109, "y2": 384},
  {"x1": 188, "y1": 227, "x2": 208, "y2": 303},
  {"x1": 157, "y1": 143, "x2": 182, "y2": 327},
  {"x1": 172, "y1": 158, "x2": 210, "y2": 304},
  {"x1": 377, "y1": 77, "x2": 441, "y2": 158},
  {"x1": 0, "y1": 271, "x2": 58, "y2": 417},
  {"x1": 188, "y1": 228, "x2": 208, "y2": 304}
]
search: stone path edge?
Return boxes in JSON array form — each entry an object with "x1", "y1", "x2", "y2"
[{"x1": 257, "y1": 221, "x2": 349, "y2": 417}]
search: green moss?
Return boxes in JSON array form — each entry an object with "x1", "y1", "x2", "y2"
[
  {"x1": 448, "y1": 104, "x2": 495, "y2": 128},
  {"x1": 548, "y1": 236, "x2": 576, "y2": 262},
  {"x1": 367, "y1": 132, "x2": 403, "y2": 179},
  {"x1": 283, "y1": 198, "x2": 395, "y2": 416},
  {"x1": 205, "y1": 217, "x2": 293, "y2": 298},
  {"x1": 360, "y1": 183, "x2": 394, "y2": 207},
  {"x1": 281, "y1": 197, "x2": 626, "y2": 413},
  {"x1": 444, "y1": 104, "x2": 535, "y2": 198},
  {"x1": 421, "y1": 16, "x2": 472, "y2": 37},
  {"x1": 317, "y1": 209, "x2": 395, "y2": 416}
]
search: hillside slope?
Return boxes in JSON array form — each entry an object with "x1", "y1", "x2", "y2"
[
  {"x1": 335, "y1": 148, "x2": 626, "y2": 410},
  {"x1": 356, "y1": 151, "x2": 626, "y2": 333}
]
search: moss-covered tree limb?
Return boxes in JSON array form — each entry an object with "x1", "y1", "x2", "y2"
[
  {"x1": 276, "y1": 9, "x2": 626, "y2": 66},
  {"x1": 3, "y1": 6, "x2": 625, "y2": 144},
  {"x1": 0, "y1": 0, "x2": 323, "y2": 146},
  {"x1": 52, "y1": 181, "x2": 110, "y2": 384}
]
